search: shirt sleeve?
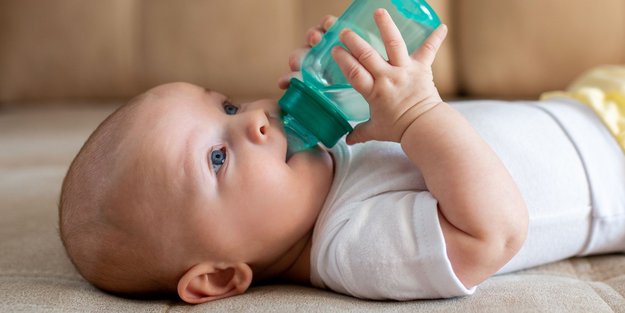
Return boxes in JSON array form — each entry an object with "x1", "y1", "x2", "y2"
[{"x1": 312, "y1": 191, "x2": 476, "y2": 300}]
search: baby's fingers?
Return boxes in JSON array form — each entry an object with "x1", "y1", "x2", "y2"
[
  {"x1": 339, "y1": 29, "x2": 388, "y2": 77},
  {"x1": 374, "y1": 9, "x2": 410, "y2": 66},
  {"x1": 306, "y1": 27, "x2": 324, "y2": 47},
  {"x1": 288, "y1": 47, "x2": 308, "y2": 72},
  {"x1": 306, "y1": 15, "x2": 337, "y2": 46},
  {"x1": 346, "y1": 121, "x2": 374, "y2": 145},
  {"x1": 411, "y1": 24, "x2": 447, "y2": 66},
  {"x1": 331, "y1": 46, "x2": 374, "y2": 95},
  {"x1": 320, "y1": 15, "x2": 338, "y2": 32},
  {"x1": 277, "y1": 73, "x2": 294, "y2": 90}
]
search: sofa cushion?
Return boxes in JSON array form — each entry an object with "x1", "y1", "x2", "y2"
[
  {"x1": 0, "y1": 0, "x2": 456, "y2": 104},
  {"x1": 456, "y1": 0, "x2": 625, "y2": 99}
]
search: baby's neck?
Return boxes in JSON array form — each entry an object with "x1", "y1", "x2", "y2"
[
  {"x1": 253, "y1": 148, "x2": 335, "y2": 285},
  {"x1": 253, "y1": 230, "x2": 314, "y2": 285}
]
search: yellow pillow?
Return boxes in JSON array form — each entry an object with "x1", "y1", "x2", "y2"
[{"x1": 541, "y1": 65, "x2": 625, "y2": 154}]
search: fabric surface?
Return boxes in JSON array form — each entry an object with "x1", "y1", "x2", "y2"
[
  {"x1": 2, "y1": 104, "x2": 625, "y2": 312},
  {"x1": 534, "y1": 100, "x2": 625, "y2": 257},
  {"x1": 455, "y1": 0, "x2": 625, "y2": 99},
  {"x1": 542, "y1": 65, "x2": 625, "y2": 154}
]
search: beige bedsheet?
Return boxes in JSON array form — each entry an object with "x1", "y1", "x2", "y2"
[{"x1": 1, "y1": 104, "x2": 625, "y2": 312}]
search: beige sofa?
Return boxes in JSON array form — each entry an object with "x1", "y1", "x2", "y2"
[{"x1": 2, "y1": 1, "x2": 625, "y2": 312}]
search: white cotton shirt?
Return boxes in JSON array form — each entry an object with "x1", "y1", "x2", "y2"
[
  {"x1": 310, "y1": 99, "x2": 625, "y2": 300},
  {"x1": 310, "y1": 140, "x2": 475, "y2": 300}
]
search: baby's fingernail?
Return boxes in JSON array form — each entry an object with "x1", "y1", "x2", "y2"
[
  {"x1": 307, "y1": 33, "x2": 317, "y2": 45},
  {"x1": 331, "y1": 46, "x2": 341, "y2": 55},
  {"x1": 323, "y1": 16, "x2": 336, "y2": 30},
  {"x1": 375, "y1": 8, "x2": 386, "y2": 16}
]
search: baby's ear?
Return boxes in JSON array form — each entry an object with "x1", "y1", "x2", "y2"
[{"x1": 177, "y1": 262, "x2": 253, "y2": 304}]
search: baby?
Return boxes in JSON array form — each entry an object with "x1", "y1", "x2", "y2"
[{"x1": 59, "y1": 9, "x2": 625, "y2": 303}]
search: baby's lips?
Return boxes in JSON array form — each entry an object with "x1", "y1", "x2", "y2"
[{"x1": 265, "y1": 110, "x2": 287, "y2": 140}]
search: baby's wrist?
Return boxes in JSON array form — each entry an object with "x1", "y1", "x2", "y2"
[{"x1": 397, "y1": 99, "x2": 443, "y2": 142}]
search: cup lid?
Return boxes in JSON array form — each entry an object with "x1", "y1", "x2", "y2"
[{"x1": 279, "y1": 78, "x2": 352, "y2": 148}]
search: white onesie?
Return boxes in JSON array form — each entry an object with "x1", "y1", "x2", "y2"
[{"x1": 310, "y1": 99, "x2": 625, "y2": 300}]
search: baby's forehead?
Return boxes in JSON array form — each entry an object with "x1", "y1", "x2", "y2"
[
  {"x1": 138, "y1": 86, "x2": 227, "y2": 117},
  {"x1": 129, "y1": 96, "x2": 189, "y2": 121},
  {"x1": 147, "y1": 82, "x2": 210, "y2": 97},
  {"x1": 145, "y1": 83, "x2": 227, "y2": 104},
  {"x1": 123, "y1": 84, "x2": 227, "y2": 154}
]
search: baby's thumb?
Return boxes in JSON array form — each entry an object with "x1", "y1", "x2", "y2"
[{"x1": 345, "y1": 122, "x2": 371, "y2": 145}]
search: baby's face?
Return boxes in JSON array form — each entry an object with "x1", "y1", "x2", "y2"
[{"x1": 128, "y1": 82, "x2": 334, "y2": 269}]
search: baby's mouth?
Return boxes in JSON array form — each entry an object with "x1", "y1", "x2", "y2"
[{"x1": 266, "y1": 112, "x2": 290, "y2": 162}]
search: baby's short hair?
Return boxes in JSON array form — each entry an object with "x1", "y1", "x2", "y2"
[{"x1": 59, "y1": 95, "x2": 179, "y2": 296}]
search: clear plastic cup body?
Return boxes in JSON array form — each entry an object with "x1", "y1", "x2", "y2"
[{"x1": 301, "y1": 0, "x2": 440, "y2": 121}]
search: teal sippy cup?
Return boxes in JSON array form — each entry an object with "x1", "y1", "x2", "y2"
[{"x1": 279, "y1": 0, "x2": 441, "y2": 155}]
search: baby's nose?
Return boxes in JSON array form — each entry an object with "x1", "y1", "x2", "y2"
[{"x1": 244, "y1": 109, "x2": 271, "y2": 144}]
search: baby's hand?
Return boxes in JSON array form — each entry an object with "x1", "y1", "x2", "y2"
[
  {"x1": 278, "y1": 15, "x2": 338, "y2": 90},
  {"x1": 332, "y1": 9, "x2": 448, "y2": 144}
]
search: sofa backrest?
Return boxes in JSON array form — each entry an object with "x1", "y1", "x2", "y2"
[{"x1": 1, "y1": 0, "x2": 623, "y2": 105}]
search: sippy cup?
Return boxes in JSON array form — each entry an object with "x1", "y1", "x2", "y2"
[{"x1": 279, "y1": 0, "x2": 441, "y2": 155}]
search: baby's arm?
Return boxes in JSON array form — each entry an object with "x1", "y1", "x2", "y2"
[{"x1": 332, "y1": 9, "x2": 528, "y2": 288}]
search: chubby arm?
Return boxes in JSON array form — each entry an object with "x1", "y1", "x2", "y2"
[
  {"x1": 332, "y1": 9, "x2": 528, "y2": 288},
  {"x1": 400, "y1": 104, "x2": 528, "y2": 287}
]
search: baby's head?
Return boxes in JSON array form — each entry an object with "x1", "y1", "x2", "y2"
[{"x1": 59, "y1": 82, "x2": 333, "y2": 303}]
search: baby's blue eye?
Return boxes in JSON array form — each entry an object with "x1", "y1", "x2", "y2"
[
  {"x1": 211, "y1": 148, "x2": 226, "y2": 172},
  {"x1": 224, "y1": 102, "x2": 238, "y2": 115}
]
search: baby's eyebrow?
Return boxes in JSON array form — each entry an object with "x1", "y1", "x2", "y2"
[
  {"x1": 183, "y1": 128, "x2": 208, "y2": 189},
  {"x1": 202, "y1": 87, "x2": 232, "y2": 104}
]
